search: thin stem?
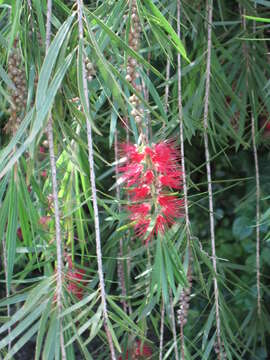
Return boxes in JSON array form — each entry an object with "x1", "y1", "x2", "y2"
[
  {"x1": 159, "y1": 300, "x2": 165, "y2": 360},
  {"x1": 241, "y1": 5, "x2": 261, "y2": 318},
  {"x1": 2, "y1": 237, "x2": 11, "y2": 352},
  {"x1": 203, "y1": 1, "x2": 222, "y2": 358},
  {"x1": 45, "y1": 1, "x2": 65, "y2": 358},
  {"x1": 76, "y1": 1, "x2": 116, "y2": 358},
  {"x1": 177, "y1": 0, "x2": 191, "y2": 243},
  {"x1": 252, "y1": 4, "x2": 261, "y2": 318},
  {"x1": 115, "y1": 131, "x2": 128, "y2": 313},
  {"x1": 158, "y1": 56, "x2": 170, "y2": 360},
  {"x1": 251, "y1": 111, "x2": 261, "y2": 316},
  {"x1": 177, "y1": 1, "x2": 192, "y2": 358},
  {"x1": 170, "y1": 290, "x2": 179, "y2": 360},
  {"x1": 165, "y1": 59, "x2": 170, "y2": 114}
]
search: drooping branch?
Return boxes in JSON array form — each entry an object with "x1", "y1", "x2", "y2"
[
  {"x1": 2, "y1": 238, "x2": 11, "y2": 352},
  {"x1": 159, "y1": 58, "x2": 171, "y2": 359},
  {"x1": 202, "y1": 1, "x2": 222, "y2": 358},
  {"x1": 241, "y1": 5, "x2": 261, "y2": 318},
  {"x1": 45, "y1": 1, "x2": 66, "y2": 358},
  {"x1": 252, "y1": 111, "x2": 261, "y2": 316},
  {"x1": 76, "y1": 1, "x2": 116, "y2": 358},
  {"x1": 115, "y1": 131, "x2": 128, "y2": 314},
  {"x1": 177, "y1": 1, "x2": 193, "y2": 358}
]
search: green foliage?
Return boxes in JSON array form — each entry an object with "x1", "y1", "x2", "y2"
[{"x1": 0, "y1": 0, "x2": 270, "y2": 359}]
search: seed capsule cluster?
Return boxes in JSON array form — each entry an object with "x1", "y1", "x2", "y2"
[
  {"x1": 177, "y1": 266, "x2": 192, "y2": 327},
  {"x1": 214, "y1": 341, "x2": 227, "y2": 359},
  {"x1": 126, "y1": 0, "x2": 144, "y2": 129},
  {"x1": 85, "y1": 58, "x2": 96, "y2": 81},
  {"x1": 4, "y1": 38, "x2": 27, "y2": 135}
]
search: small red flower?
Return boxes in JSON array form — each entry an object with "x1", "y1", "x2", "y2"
[
  {"x1": 129, "y1": 203, "x2": 151, "y2": 217},
  {"x1": 133, "y1": 218, "x2": 151, "y2": 239},
  {"x1": 129, "y1": 185, "x2": 150, "y2": 200},
  {"x1": 67, "y1": 269, "x2": 85, "y2": 300},
  {"x1": 154, "y1": 214, "x2": 167, "y2": 234},
  {"x1": 122, "y1": 143, "x2": 145, "y2": 163},
  {"x1": 152, "y1": 142, "x2": 180, "y2": 174},
  {"x1": 144, "y1": 170, "x2": 154, "y2": 184},
  {"x1": 159, "y1": 170, "x2": 182, "y2": 189},
  {"x1": 39, "y1": 146, "x2": 45, "y2": 154},
  {"x1": 119, "y1": 163, "x2": 143, "y2": 186},
  {"x1": 158, "y1": 195, "x2": 184, "y2": 224},
  {"x1": 118, "y1": 340, "x2": 152, "y2": 359},
  {"x1": 41, "y1": 170, "x2": 47, "y2": 178},
  {"x1": 65, "y1": 255, "x2": 85, "y2": 300},
  {"x1": 39, "y1": 216, "x2": 51, "y2": 227},
  {"x1": 17, "y1": 227, "x2": 22, "y2": 240},
  {"x1": 134, "y1": 340, "x2": 152, "y2": 357}
]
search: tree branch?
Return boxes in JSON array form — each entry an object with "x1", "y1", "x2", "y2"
[
  {"x1": 76, "y1": 1, "x2": 116, "y2": 358},
  {"x1": 45, "y1": 1, "x2": 65, "y2": 358},
  {"x1": 203, "y1": 1, "x2": 222, "y2": 358}
]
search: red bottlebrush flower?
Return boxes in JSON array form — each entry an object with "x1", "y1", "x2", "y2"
[
  {"x1": 65, "y1": 254, "x2": 85, "y2": 300},
  {"x1": 134, "y1": 340, "x2": 152, "y2": 357},
  {"x1": 158, "y1": 195, "x2": 184, "y2": 224},
  {"x1": 67, "y1": 269, "x2": 85, "y2": 300},
  {"x1": 118, "y1": 341, "x2": 152, "y2": 360},
  {"x1": 265, "y1": 122, "x2": 270, "y2": 131},
  {"x1": 129, "y1": 185, "x2": 150, "y2": 200},
  {"x1": 39, "y1": 216, "x2": 51, "y2": 227},
  {"x1": 155, "y1": 214, "x2": 167, "y2": 235},
  {"x1": 120, "y1": 140, "x2": 184, "y2": 242},
  {"x1": 159, "y1": 171, "x2": 182, "y2": 189},
  {"x1": 129, "y1": 203, "x2": 151, "y2": 219},
  {"x1": 133, "y1": 218, "x2": 151, "y2": 240},
  {"x1": 119, "y1": 163, "x2": 143, "y2": 186},
  {"x1": 122, "y1": 143, "x2": 145, "y2": 163},
  {"x1": 41, "y1": 170, "x2": 47, "y2": 178},
  {"x1": 144, "y1": 170, "x2": 154, "y2": 184},
  {"x1": 152, "y1": 142, "x2": 180, "y2": 174},
  {"x1": 17, "y1": 227, "x2": 22, "y2": 240}
]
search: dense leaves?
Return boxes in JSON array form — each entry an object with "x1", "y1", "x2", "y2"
[{"x1": 0, "y1": 0, "x2": 270, "y2": 359}]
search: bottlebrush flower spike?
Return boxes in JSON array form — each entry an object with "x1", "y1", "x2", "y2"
[
  {"x1": 119, "y1": 140, "x2": 184, "y2": 242},
  {"x1": 118, "y1": 340, "x2": 152, "y2": 359},
  {"x1": 67, "y1": 269, "x2": 85, "y2": 300},
  {"x1": 65, "y1": 255, "x2": 85, "y2": 300}
]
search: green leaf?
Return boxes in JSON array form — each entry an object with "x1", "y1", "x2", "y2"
[
  {"x1": 142, "y1": 0, "x2": 189, "y2": 62},
  {"x1": 244, "y1": 15, "x2": 270, "y2": 23},
  {"x1": 0, "y1": 301, "x2": 47, "y2": 350},
  {"x1": 6, "y1": 172, "x2": 17, "y2": 292},
  {"x1": 36, "y1": 15, "x2": 74, "y2": 111},
  {"x1": 86, "y1": 10, "x2": 163, "y2": 78},
  {"x1": 5, "y1": 321, "x2": 40, "y2": 360},
  {"x1": 232, "y1": 217, "x2": 253, "y2": 240}
]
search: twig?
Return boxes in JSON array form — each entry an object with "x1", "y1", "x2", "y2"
[
  {"x1": 45, "y1": 1, "x2": 65, "y2": 358},
  {"x1": 170, "y1": 290, "x2": 179, "y2": 360},
  {"x1": 76, "y1": 1, "x2": 116, "y2": 358},
  {"x1": 177, "y1": 0, "x2": 191, "y2": 244},
  {"x1": 251, "y1": 3, "x2": 261, "y2": 318},
  {"x1": 252, "y1": 111, "x2": 261, "y2": 316},
  {"x1": 203, "y1": 1, "x2": 222, "y2": 358},
  {"x1": 159, "y1": 299, "x2": 165, "y2": 360},
  {"x1": 177, "y1": 1, "x2": 192, "y2": 358},
  {"x1": 241, "y1": 4, "x2": 261, "y2": 318},
  {"x1": 165, "y1": 59, "x2": 170, "y2": 113},
  {"x1": 2, "y1": 237, "x2": 11, "y2": 352},
  {"x1": 115, "y1": 131, "x2": 128, "y2": 313}
]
